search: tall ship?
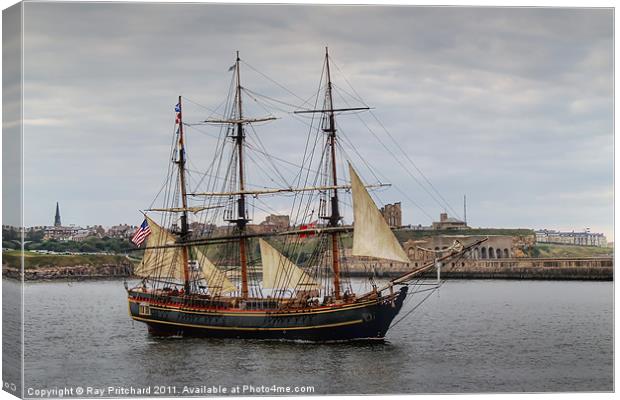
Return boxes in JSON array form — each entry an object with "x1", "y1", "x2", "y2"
[{"x1": 126, "y1": 49, "x2": 482, "y2": 341}]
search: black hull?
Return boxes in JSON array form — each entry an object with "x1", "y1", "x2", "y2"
[{"x1": 128, "y1": 287, "x2": 408, "y2": 341}]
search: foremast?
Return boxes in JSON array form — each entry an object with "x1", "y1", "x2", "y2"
[
  {"x1": 175, "y1": 96, "x2": 192, "y2": 294},
  {"x1": 203, "y1": 51, "x2": 275, "y2": 300},
  {"x1": 233, "y1": 51, "x2": 250, "y2": 300},
  {"x1": 324, "y1": 48, "x2": 343, "y2": 300}
]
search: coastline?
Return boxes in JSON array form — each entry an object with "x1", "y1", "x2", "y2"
[
  {"x1": 348, "y1": 269, "x2": 613, "y2": 281},
  {"x1": 352, "y1": 256, "x2": 614, "y2": 281},
  {"x1": 2, "y1": 264, "x2": 133, "y2": 281},
  {"x1": 2, "y1": 256, "x2": 613, "y2": 282}
]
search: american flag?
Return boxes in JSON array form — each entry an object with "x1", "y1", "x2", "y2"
[
  {"x1": 175, "y1": 103, "x2": 182, "y2": 124},
  {"x1": 131, "y1": 219, "x2": 152, "y2": 246}
]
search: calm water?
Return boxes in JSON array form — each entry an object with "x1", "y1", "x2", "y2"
[{"x1": 10, "y1": 279, "x2": 614, "y2": 395}]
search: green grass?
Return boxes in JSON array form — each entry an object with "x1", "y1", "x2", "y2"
[
  {"x1": 394, "y1": 228, "x2": 535, "y2": 241},
  {"x1": 530, "y1": 244, "x2": 613, "y2": 258},
  {"x1": 2, "y1": 251, "x2": 133, "y2": 269}
]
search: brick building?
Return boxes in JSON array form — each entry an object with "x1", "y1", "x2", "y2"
[{"x1": 380, "y1": 202, "x2": 402, "y2": 228}]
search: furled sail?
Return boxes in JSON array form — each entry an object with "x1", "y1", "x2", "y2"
[
  {"x1": 259, "y1": 239, "x2": 319, "y2": 290},
  {"x1": 193, "y1": 247, "x2": 236, "y2": 294},
  {"x1": 133, "y1": 216, "x2": 184, "y2": 279},
  {"x1": 349, "y1": 163, "x2": 410, "y2": 263}
]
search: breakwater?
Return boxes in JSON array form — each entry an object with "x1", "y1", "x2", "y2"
[{"x1": 351, "y1": 257, "x2": 613, "y2": 280}]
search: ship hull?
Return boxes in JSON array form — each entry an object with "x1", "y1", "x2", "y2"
[{"x1": 128, "y1": 287, "x2": 408, "y2": 341}]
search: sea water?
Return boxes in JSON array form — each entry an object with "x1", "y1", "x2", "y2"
[{"x1": 5, "y1": 278, "x2": 612, "y2": 395}]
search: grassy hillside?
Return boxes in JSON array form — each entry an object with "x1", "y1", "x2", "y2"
[
  {"x1": 2, "y1": 251, "x2": 134, "y2": 269},
  {"x1": 530, "y1": 244, "x2": 613, "y2": 258},
  {"x1": 394, "y1": 228, "x2": 535, "y2": 241}
]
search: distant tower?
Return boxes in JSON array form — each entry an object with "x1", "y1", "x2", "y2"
[{"x1": 54, "y1": 202, "x2": 62, "y2": 227}]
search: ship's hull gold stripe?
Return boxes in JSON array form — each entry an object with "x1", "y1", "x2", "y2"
[
  {"x1": 131, "y1": 315, "x2": 364, "y2": 331},
  {"x1": 127, "y1": 297, "x2": 378, "y2": 317}
]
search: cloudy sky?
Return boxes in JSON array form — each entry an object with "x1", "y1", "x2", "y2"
[{"x1": 15, "y1": 3, "x2": 613, "y2": 239}]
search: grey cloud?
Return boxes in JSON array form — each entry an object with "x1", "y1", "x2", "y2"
[{"x1": 18, "y1": 3, "x2": 613, "y2": 239}]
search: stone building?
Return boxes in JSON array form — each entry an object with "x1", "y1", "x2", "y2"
[
  {"x1": 431, "y1": 213, "x2": 468, "y2": 230},
  {"x1": 380, "y1": 202, "x2": 402, "y2": 228},
  {"x1": 87, "y1": 225, "x2": 106, "y2": 237},
  {"x1": 71, "y1": 225, "x2": 105, "y2": 241},
  {"x1": 535, "y1": 229, "x2": 607, "y2": 247},
  {"x1": 72, "y1": 229, "x2": 92, "y2": 242},
  {"x1": 262, "y1": 214, "x2": 290, "y2": 230},
  {"x1": 107, "y1": 224, "x2": 137, "y2": 239},
  {"x1": 189, "y1": 222, "x2": 216, "y2": 238},
  {"x1": 229, "y1": 215, "x2": 291, "y2": 236},
  {"x1": 402, "y1": 235, "x2": 514, "y2": 263},
  {"x1": 44, "y1": 225, "x2": 80, "y2": 241}
]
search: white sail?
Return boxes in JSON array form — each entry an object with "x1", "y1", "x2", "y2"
[
  {"x1": 193, "y1": 247, "x2": 236, "y2": 294},
  {"x1": 134, "y1": 216, "x2": 185, "y2": 280},
  {"x1": 349, "y1": 163, "x2": 410, "y2": 263},
  {"x1": 259, "y1": 239, "x2": 319, "y2": 290}
]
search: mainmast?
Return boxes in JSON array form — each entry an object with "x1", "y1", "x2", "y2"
[
  {"x1": 201, "y1": 52, "x2": 276, "y2": 300},
  {"x1": 234, "y1": 51, "x2": 250, "y2": 300},
  {"x1": 292, "y1": 48, "x2": 369, "y2": 300},
  {"x1": 176, "y1": 96, "x2": 192, "y2": 294},
  {"x1": 324, "y1": 48, "x2": 342, "y2": 300}
]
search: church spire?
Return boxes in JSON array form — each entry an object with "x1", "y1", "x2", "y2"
[{"x1": 54, "y1": 202, "x2": 62, "y2": 227}]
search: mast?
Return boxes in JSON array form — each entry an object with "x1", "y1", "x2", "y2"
[
  {"x1": 324, "y1": 47, "x2": 342, "y2": 300},
  {"x1": 176, "y1": 96, "x2": 191, "y2": 294},
  {"x1": 293, "y1": 48, "x2": 370, "y2": 299},
  {"x1": 234, "y1": 51, "x2": 250, "y2": 300},
  {"x1": 200, "y1": 52, "x2": 275, "y2": 299}
]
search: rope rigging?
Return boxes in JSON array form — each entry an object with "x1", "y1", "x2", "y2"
[
  {"x1": 138, "y1": 51, "x2": 473, "y2": 308},
  {"x1": 331, "y1": 57, "x2": 463, "y2": 220}
]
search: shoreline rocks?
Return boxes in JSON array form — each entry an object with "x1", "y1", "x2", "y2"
[{"x1": 2, "y1": 263, "x2": 133, "y2": 281}]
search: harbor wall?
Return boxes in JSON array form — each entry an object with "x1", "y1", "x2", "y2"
[{"x1": 349, "y1": 257, "x2": 613, "y2": 281}]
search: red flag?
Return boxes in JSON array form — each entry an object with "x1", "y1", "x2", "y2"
[{"x1": 299, "y1": 222, "x2": 317, "y2": 239}]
